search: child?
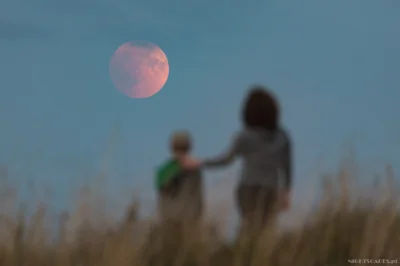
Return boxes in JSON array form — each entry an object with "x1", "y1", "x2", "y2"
[
  {"x1": 184, "y1": 86, "x2": 293, "y2": 230},
  {"x1": 155, "y1": 131, "x2": 203, "y2": 224}
]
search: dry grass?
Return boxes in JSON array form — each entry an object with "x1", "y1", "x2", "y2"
[{"x1": 0, "y1": 164, "x2": 399, "y2": 266}]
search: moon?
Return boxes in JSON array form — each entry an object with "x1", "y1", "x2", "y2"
[{"x1": 109, "y1": 41, "x2": 169, "y2": 98}]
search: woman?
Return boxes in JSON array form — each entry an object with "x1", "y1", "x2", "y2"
[{"x1": 185, "y1": 86, "x2": 293, "y2": 230}]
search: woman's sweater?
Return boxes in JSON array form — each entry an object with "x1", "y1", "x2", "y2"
[{"x1": 203, "y1": 127, "x2": 292, "y2": 189}]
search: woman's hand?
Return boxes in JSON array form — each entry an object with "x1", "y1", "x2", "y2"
[
  {"x1": 280, "y1": 189, "x2": 291, "y2": 211},
  {"x1": 180, "y1": 157, "x2": 202, "y2": 170}
]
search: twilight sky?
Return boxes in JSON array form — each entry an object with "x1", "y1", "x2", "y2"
[{"x1": 0, "y1": 0, "x2": 399, "y2": 226}]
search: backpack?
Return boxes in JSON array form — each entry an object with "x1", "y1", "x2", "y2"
[{"x1": 155, "y1": 159, "x2": 184, "y2": 192}]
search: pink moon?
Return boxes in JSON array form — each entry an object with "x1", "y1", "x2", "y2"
[{"x1": 109, "y1": 41, "x2": 169, "y2": 98}]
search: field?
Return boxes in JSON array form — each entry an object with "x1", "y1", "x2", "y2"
[{"x1": 0, "y1": 164, "x2": 399, "y2": 266}]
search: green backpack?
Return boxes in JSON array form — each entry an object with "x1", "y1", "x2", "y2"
[{"x1": 155, "y1": 159, "x2": 183, "y2": 191}]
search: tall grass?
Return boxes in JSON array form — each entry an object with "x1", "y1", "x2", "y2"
[{"x1": 0, "y1": 164, "x2": 399, "y2": 266}]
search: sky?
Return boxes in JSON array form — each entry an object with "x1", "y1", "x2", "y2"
[{"x1": 0, "y1": 0, "x2": 399, "y2": 229}]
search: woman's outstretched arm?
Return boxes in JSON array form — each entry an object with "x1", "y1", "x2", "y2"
[
  {"x1": 202, "y1": 133, "x2": 243, "y2": 168},
  {"x1": 202, "y1": 150, "x2": 236, "y2": 167}
]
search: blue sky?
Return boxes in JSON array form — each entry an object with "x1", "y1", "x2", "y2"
[{"x1": 0, "y1": 0, "x2": 399, "y2": 223}]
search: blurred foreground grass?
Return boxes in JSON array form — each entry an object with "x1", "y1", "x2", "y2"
[{"x1": 0, "y1": 164, "x2": 399, "y2": 266}]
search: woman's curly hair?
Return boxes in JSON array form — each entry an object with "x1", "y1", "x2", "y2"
[{"x1": 242, "y1": 85, "x2": 280, "y2": 131}]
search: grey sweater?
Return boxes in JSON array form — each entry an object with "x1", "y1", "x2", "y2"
[{"x1": 203, "y1": 128, "x2": 292, "y2": 189}]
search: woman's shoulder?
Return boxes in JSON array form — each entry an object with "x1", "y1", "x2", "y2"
[
  {"x1": 279, "y1": 127, "x2": 292, "y2": 142},
  {"x1": 234, "y1": 127, "x2": 291, "y2": 144},
  {"x1": 275, "y1": 127, "x2": 292, "y2": 150},
  {"x1": 238, "y1": 127, "x2": 287, "y2": 138},
  {"x1": 233, "y1": 129, "x2": 254, "y2": 143}
]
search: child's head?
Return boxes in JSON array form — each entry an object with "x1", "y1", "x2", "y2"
[
  {"x1": 170, "y1": 130, "x2": 192, "y2": 156},
  {"x1": 242, "y1": 85, "x2": 280, "y2": 131}
]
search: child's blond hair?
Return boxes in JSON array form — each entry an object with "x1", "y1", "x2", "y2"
[{"x1": 170, "y1": 130, "x2": 192, "y2": 154}]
